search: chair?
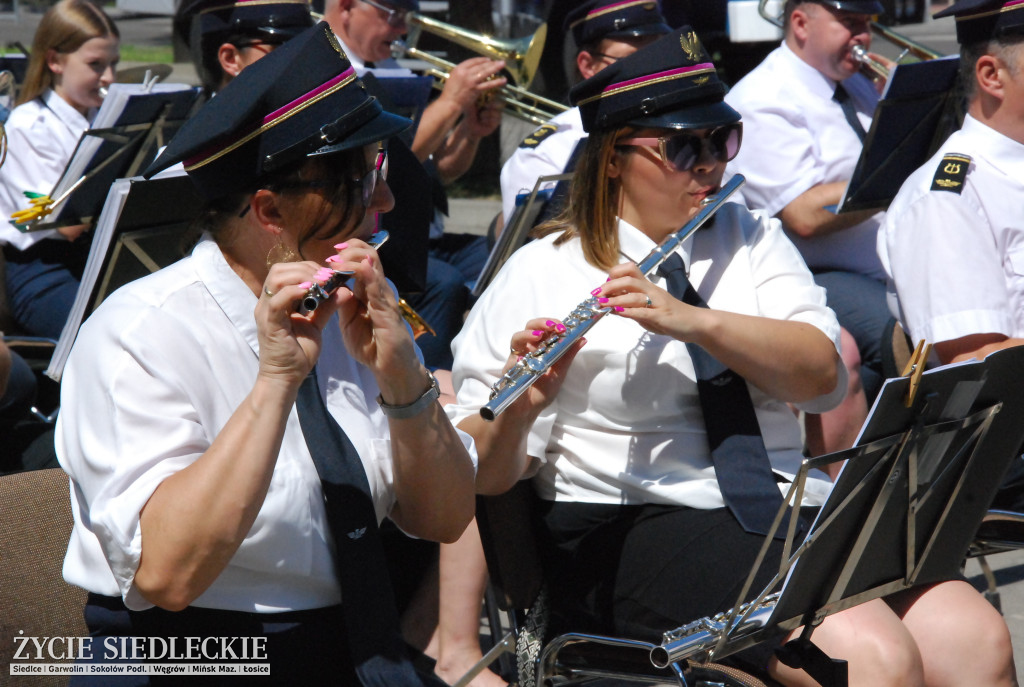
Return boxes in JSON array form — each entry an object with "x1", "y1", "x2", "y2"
[
  {"x1": 0, "y1": 468, "x2": 87, "y2": 686},
  {"x1": 474, "y1": 482, "x2": 767, "y2": 687}
]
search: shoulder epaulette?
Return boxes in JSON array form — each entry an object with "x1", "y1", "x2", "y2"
[
  {"x1": 930, "y1": 153, "x2": 972, "y2": 194},
  {"x1": 518, "y1": 123, "x2": 558, "y2": 149}
]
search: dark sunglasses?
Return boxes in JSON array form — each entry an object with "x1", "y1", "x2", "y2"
[{"x1": 618, "y1": 123, "x2": 743, "y2": 172}]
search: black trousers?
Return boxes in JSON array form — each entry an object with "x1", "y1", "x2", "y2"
[
  {"x1": 537, "y1": 502, "x2": 817, "y2": 672},
  {"x1": 73, "y1": 593, "x2": 357, "y2": 685}
]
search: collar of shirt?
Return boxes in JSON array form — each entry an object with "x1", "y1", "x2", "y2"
[
  {"x1": 41, "y1": 87, "x2": 95, "y2": 131},
  {"x1": 615, "y1": 216, "x2": 694, "y2": 276},
  {"x1": 960, "y1": 113, "x2": 1024, "y2": 180},
  {"x1": 778, "y1": 42, "x2": 842, "y2": 102},
  {"x1": 193, "y1": 236, "x2": 263, "y2": 358}
]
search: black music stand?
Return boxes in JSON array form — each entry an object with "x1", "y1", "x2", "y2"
[
  {"x1": 472, "y1": 171, "x2": 567, "y2": 297},
  {"x1": 839, "y1": 56, "x2": 962, "y2": 213},
  {"x1": 46, "y1": 173, "x2": 203, "y2": 381},
  {"x1": 646, "y1": 346, "x2": 1024, "y2": 687},
  {"x1": 22, "y1": 83, "x2": 200, "y2": 231}
]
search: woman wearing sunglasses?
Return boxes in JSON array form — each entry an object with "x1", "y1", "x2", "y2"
[
  {"x1": 447, "y1": 29, "x2": 1015, "y2": 686},
  {"x1": 56, "y1": 25, "x2": 474, "y2": 684}
]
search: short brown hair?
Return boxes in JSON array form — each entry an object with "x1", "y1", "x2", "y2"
[{"x1": 19, "y1": 0, "x2": 119, "y2": 106}]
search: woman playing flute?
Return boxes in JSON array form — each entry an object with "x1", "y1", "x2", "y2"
[
  {"x1": 447, "y1": 28, "x2": 1015, "y2": 686},
  {"x1": 56, "y1": 24, "x2": 474, "y2": 685}
]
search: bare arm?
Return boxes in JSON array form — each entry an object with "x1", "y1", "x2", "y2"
[
  {"x1": 934, "y1": 333, "x2": 1024, "y2": 365},
  {"x1": 456, "y1": 319, "x2": 583, "y2": 495},
  {"x1": 777, "y1": 181, "x2": 879, "y2": 239},
  {"x1": 411, "y1": 57, "x2": 505, "y2": 163},
  {"x1": 135, "y1": 261, "x2": 342, "y2": 611},
  {"x1": 433, "y1": 103, "x2": 502, "y2": 184}
]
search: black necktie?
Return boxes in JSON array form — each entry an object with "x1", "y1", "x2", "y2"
[
  {"x1": 658, "y1": 254, "x2": 797, "y2": 538},
  {"x1": 833, "y1": 83, "x2": 867, "y2": 143},
  {"x1": 295, "y1": 370, "x2": 424, "y2": 686}
]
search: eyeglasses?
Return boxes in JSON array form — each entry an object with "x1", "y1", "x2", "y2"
[
  {"x1": 617, "y1": 123, "x2": 743, "y2": 172},
  {"x1": 251, "y1": 149, "x2": 389, "y2": 209},
  {"x1": 360, "y1": 0, "x2": 408, "y2": 27},
  {"x1": 356, "y1": 149, "x2": 389, "y2": 206},
  {"x1": 232, "y1": 40, "x2": 281, "y2": 55}
]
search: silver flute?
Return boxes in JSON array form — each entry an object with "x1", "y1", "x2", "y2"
[
  {"x1": 479, "y1": 174, "x2": 745, "y2": 421},
  {"x1": 298, "y1": 230, "x2": 389, "y2": 315}
]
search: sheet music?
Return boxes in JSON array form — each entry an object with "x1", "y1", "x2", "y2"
[
  {"x1": 48, "y1": 82, "x2": 195, "y2": 207},
  {"x1": 46, "y1": 169, "x2": 199, "y2": 381},
  {"x1": 47, "y1": 178, "x2": 134, "y2": 380}
]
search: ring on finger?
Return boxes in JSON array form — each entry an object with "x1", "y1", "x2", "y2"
[
  {"x1": 645, "y1": 295, "x2": 653, "y2": 308},
  {"x1": 263, "y1": 286, "x2": 275, "y2": 298}
]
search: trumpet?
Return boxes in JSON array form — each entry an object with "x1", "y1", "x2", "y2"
[
  {"x1": 392, "y1": 14, "x2": 568, "y2": 126},
  {"x1": 480, "y1": 174, "x2": 746, "y2": 421},
  {"x1": 851, "y1": 44, "x2": 889, "y2": 81}
]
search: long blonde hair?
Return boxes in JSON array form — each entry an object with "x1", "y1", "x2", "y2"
[
  {"x1": 534, "y1": 126, "x2": 629, "y2": 271},
  {"x1": 18, "y1": 0, "x2": 119, "y2": 106}
]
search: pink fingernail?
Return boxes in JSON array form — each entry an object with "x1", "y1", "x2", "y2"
[
  {"x1": 531, "y1": 330, "x2": 543, "y2": 337},
  {"x1": 614, "y1": 306, "x2": 624, "y2": 312},
  {"x1": 298, "y1": 281, "x2": 313, "y2": 289},
  {"x1": 598, "y1": 297, "x2": 609, "y2": 304},
  {"x1": 367, "y1": 256, "x2": 374, "y2": 266},
  {"x1": 334, "y1": 242, "x2": 349, "y2": 250},
  {"x1": 605, "y1": 277, "x2": 611, "y2": 282},
  {"x1": 326, "y1": 255, "x2": 342, "y2": 264},
  {"x1": 591, "y1": 287, "x2": 602, "y2": 296},
  {"x1": 545, "y1": 319, "x2": 556, "y2": 326},
  {"x1": 556, "y1": 323, "x2": 566, "y2": 332}
]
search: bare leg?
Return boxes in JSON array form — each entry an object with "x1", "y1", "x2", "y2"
[
  {"x1": 434, "y1": 518, "x2": 508, "y2": 687},
  {"x1": 767, "y1": 598, "x2": 925, "y2": 687},
  {"x1": 888, "y1": 581, "x2": 1017, "y2": 687}
]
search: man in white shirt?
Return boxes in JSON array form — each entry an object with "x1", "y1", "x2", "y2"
[
  {"x1": 498, "y1": 0, "x2": 670, "y2": 229},
  {"x1": 725, "y1": 0, "x2": 893, "y2": 455},
  {"x1": 880, "y1": 0, "x2": 1024, "y2": 510}
]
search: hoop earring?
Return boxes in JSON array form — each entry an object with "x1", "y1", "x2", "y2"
[{"x1": 266, "y1": 239, "x2": 298, "y2": 267}]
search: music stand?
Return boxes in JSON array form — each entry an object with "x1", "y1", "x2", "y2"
[
  {"x1": 649, "y1": 346, "x2": 1024, "y2": 687},
  {"x1": 23, "y1": 83, "x2": 201, "y2": 231},
  {"x1": 46, "y1": 173, "x2": 204, "y2": 381},
  {"x1": 471, "y1": 172, "x2": 567, "y2": 297},
  {"x1": 839, "y1": 56, "x2": 962, "y2": 213}
]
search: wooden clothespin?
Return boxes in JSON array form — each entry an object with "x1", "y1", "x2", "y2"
[{"x1": 901, "y1": 339, "x2": 932, "y2": 408}]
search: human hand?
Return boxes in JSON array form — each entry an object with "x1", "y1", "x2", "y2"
[
  {"x1": 461, "y1": 100, "x2": 503, "y2": 139},
  {"x1": 501, "y1": 317, "x2": 584, "y2": 413},
  {"x1": 255, "y1": 261, "x2": 344, "y2": 388},
  {"x1": 441, "y1": 57, "x2": 507, "y2": 113},
  {"x1": 596, "y1": 262, "x2": 701, "y2": 339},
  {"x1": 325, "y1": 238, "x2": 426, "y2": 401}
]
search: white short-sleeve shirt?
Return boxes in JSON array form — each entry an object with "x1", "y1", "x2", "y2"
[
  {"x1": 448, "y1": 204, "x2": 844, "y2": 509},
  {"x1": 57, "y1": 237, "x2": 476, "y2": 613},
  {"x1": 879, "y1": 115, "x2": 1024, "y2": 346},
  {"x1": 0, "y1": 90, "x2": 95, "y2": 249},
  {"x1": 725, "y1": 44, "x2": 884, "y2": 279},
  {"x1": 499, "y1": 107, "x2": 585, "y2": 227}
]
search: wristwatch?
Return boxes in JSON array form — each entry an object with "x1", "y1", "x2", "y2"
[{"x1": 377, "y1": 371, "x2": 440, "y2": 419}]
